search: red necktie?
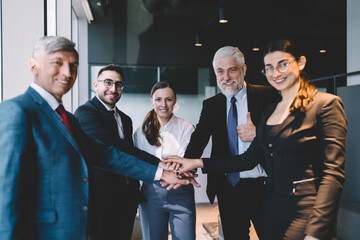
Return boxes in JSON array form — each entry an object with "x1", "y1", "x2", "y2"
[{"x1": 56, "y1": 104, "x2": 78, "y2": 144}]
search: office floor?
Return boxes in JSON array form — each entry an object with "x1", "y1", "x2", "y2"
[{"x1": 131, "y1": 203, "x2": 259, "y2": 240}]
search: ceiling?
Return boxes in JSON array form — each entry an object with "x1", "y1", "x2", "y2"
[{"x1": 88, "y1": 0, "x2": 347, "y2": 80}]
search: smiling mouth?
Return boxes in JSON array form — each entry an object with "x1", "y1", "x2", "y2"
[
  {"x1": 274, "y1": 78, "x2": 286, "y2": 83},
  {"x1": 57, "y1": 79, "x2": 70, "y2": 85},
  {"x1": 106, "y1": 93, "x2": 119, "y2": 98},
  {"x1": 221, "y1": 80, "x2": 236, "y2": 86}
]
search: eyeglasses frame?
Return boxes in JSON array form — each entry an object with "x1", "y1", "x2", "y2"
[{"x1": 97, "y1": 78, "x2": 125, "y2": 90}]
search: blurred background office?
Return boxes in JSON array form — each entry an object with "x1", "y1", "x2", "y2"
[{"x1": 1, "y1": 0, "x2": 359, "y2": 239}]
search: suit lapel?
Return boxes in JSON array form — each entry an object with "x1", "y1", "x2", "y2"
[
  {"x1": 246, "y1": 83, "x2": 255, "y2": 116},
  {"x1": 256, "y1": 102, "x2": 275, "y2": 147},
  {"x1": 91, "y1": 97, "x2": 119, "y2": 135},
  {"x1": 215, "y1": 94, "x2": 229, "y2": 150},
  {"x1": 119, "y1": 110, "x2": 132, "y2": 142},
  {"x1": 27, "y1": 88, "x2": 82, "y2": 154},
  {"x1": 257, "y1": 99, "x2": 303, "y2": 147}
]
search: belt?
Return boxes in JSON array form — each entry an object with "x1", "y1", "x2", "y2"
[{"x1": 236, "y1": 177, "x2": 267, "y2": 185}]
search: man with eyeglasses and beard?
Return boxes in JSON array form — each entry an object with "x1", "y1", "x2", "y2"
[
  {"x1": 75, "y1": 64, "x2": 156, "y2": 240},
  {"x1": 183, "y1": 46, "x2": 280, "y2": 239}
]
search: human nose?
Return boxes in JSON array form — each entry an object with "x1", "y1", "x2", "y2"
[
  {"x1": 223, "y1": 71, "x2": 230, "y2": 80},
  {"x1": 270, "y1": 67, "x2": 282, "y2": 77},
  {"x1": 61, "y1": 63, "x2": 72, "y2": 78},
  {"x1": 109, "y1": 82, "x2": 116, "y2": 91}
]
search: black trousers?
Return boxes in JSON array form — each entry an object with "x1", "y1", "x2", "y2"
[
  {"x1": 217, "y1": 177, "x2": 266, "y2": 240},
  {"x1": 262, "y1": 192, "x2": 319, "y2": 240},
  {"x1": 89, "y1": 170, "x2": 140, "y2": 240}
]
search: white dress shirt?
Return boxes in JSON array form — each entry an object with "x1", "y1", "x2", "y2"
[
  {"x1": 31, "y1": 82, "x2": 61, "y2": 111},
  {"x1": 96, "y1": 96, "x2": 125, "y2": 139},
  {"x1": 134, "y1": 114, "x2": 194, "y2": 161},
  {"x1": 226, "y1": 82, "x2": 267, "y2": 178}
]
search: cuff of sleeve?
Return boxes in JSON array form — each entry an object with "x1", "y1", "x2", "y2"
[{"x1": 154, "y1": 167, "x2": 163, "y2": 181}]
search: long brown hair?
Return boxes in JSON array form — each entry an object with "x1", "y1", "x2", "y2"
[
  {"x1": 263, "y1": 39, "x2": 316, "y2": 112},
  {"x1": 142, "y1": 81, "x2": 176, "y2": 146}
]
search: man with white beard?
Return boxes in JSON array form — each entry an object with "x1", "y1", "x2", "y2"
[{"x1": 184, "y1": 46, "x2": 280, "y2": 239}]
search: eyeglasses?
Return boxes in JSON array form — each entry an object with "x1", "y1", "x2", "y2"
[
  {"x1": 97, "y1": 79, "x2": 124, "y2": 90},
  {"x1": 261, "y1": 60, "x2": 295, "y2": 77}
]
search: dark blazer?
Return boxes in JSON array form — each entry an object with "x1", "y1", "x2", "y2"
[
  {"x1": 0, "y1": 87, "x2": 158, "y2": 240},
  {"x1": 75, "y1": 97, "x2": 159, "y2": 200},
  {"x1": 202, "y1": 91, "x2": 347, "y2": 239},
  {"x1": 184, "y1": 82, "x2": 280, "y2": 203},
  {"x1": 75, "y1": 96, "x2": 159, "y2": 239}
]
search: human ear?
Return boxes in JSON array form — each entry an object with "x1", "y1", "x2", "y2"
[
  {"x1": 298, "y1": 56, "x2": 307, "y2": 70},
  {"x1": 93, "y1": 81, "x2": 98, "y2": 90},
  {"x1": 242, "y1": 64, "x2": 247, "y2": 76},
  {"x1": 29, "y1": 58, "x2": 38, "y2": 75}
]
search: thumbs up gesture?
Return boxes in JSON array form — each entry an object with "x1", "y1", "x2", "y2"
[{"x1": 237, "y1": 112, "x2": 256, "y2": 142}]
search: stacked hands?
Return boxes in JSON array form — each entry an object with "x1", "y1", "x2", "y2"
[
  {"x1": 159, "y1": 113, "x2": 255, "y2": 190},
  {"x1": 159, "y1": 157, "x2": 203, "y2": 190}
]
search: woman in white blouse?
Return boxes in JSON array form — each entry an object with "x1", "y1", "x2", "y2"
[{"x1": 134, "y1": 81, "x2": 196, "y2": 240}]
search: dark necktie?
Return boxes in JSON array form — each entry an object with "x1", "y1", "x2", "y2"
[
  {"x1": 227, "y1": 97, "x2": 240, "y2": 186},
  {"x1": 56, "y1": 104, "x2": 78, "y2": 144},
  {"x1": 110, "y1": 110, "x2": 124, "y2": 139}
]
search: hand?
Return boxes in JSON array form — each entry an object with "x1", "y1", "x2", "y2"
[
  {"x1": 160, "y1": 172, "x2": 201, "y2": 190},
  {"x1": 237, "y1": 112, "x2": 256, "y2": 142},
  {"x1": 304, "y1": 235, "x2": 319, "y2": 240},
  {"x1": 158, "y1": 160, "x2": 181, "y2": 172},
  {"x1": 163, "y1": 155, "x2": 203, "y2": 174},
  {"x1": 160, "y1": 170, "x2": 192, "y2": 190}
]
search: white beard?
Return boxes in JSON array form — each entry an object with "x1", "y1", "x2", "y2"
[{"x1": 217, "y1": 79, "x2": 242, "y2": 97}]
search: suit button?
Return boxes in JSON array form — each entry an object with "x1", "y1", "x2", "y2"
[
  {"x1": 82, "y1": 178, "x2": 88, "y2": 183},
  {"x1": 268, "y1": 144, "x2": 272, "y2": 147},
  {"x1": 83, "y1": 206, "x2": 88, "y2": 212},
  {"x1": 270, "y1": 153, "x2": 273, "y2": 157}
]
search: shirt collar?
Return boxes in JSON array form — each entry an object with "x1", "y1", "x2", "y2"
[
  {"x1": 226, "y1": 81, "x2": 247, "y2": 103},
  {"x1": 30, "y1": 82, "x2": 61, "y2": 110},
  {"x1": 160, "y1": 114, "x2": 176, "y2": 132},
  {"x1": 96, "y1": 95, "x2": 116, "y2": 112}
]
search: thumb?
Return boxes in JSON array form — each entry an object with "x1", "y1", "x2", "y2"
[{"x1": 246, "y1": 112, "x2": 253, "y2": 123}]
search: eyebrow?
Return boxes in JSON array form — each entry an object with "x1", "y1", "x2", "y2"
[
  {"x1": 265, "y1": 59, "x2": 290, "y2": 66},
  {"x1": 103, "y1": 78, "x2": 123, "y2": 82}
]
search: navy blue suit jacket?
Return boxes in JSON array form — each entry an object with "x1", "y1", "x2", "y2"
[{"x1": 0, "y1": 87, "x2": 157, "y2": 240}]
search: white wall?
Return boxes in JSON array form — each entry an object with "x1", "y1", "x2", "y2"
[
  {"x1": 2, "y1": 0, "x2": 44, "y2": 101},
  {"x1": 347, "y1": 0, "x2": 360, "y2": 86}
]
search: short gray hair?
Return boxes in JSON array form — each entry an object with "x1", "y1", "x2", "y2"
[
  {"x1": 212, "y1": 46, "x2": 245, "y2": 67},
  {"x1": 32, "y1": 36, "x2": 78, "y2": 58}
]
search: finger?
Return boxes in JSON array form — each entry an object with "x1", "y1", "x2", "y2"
[
  {"x1": 163, "y1": 158, "x2": 182, "y2": 164},
  {"x1": 178, "y1": 179, "x2": 190, "y2": 185},
  {"x1": 163, "y1": 155, "x2": 180, "y2": 161},
  {"x1": 168, "y1": 162, "x2": 177, "y2": 171},
  {"x1": 181, "y1": 172, "x2": 192, "y2": 177},
  {"x1": 189, "y1": 178, "x2": 201, "y2": 188},
  {"x1": 181, "y1": 172, "x2": 198, "y2": 178},
  {"x1": 166, "y1": 184, "x2": 176, "y2": 190},
  {"x1": 173, "y1": 162, "x2": 181, "y2": 171},
  {"x1": 160, "y1": 181, "x2": 169, "y2": 187},
  {"x1": 171, "y1": 183, "x2": 183, "y2": 190},
  {"x1": 246, "y1": 112, "x2": 252, "y2": 123}
]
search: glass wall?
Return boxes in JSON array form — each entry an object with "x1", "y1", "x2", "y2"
[{"x1": 0, "y1": 0, "x2": 2, "y2": 102}]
